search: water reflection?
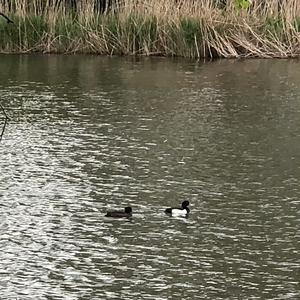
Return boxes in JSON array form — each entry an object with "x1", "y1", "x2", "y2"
[{"x1": 0, "y1": 55, "x2": 299, "y2": 299}]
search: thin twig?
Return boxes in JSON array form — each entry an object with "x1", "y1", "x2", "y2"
[
  {"x1": 0, "y1": 12, "x2": 14, "y2": 24},
  {"x1": 0, "y1": 118, "x2": 8, "y2": 142},
  {"x1": 0, "y1": 104, "x2": 10, "y2": 142},
  {"x1": 0, "y1": 104, "x2": 10, "y2": 120}
]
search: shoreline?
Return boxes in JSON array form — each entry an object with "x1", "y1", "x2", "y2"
[{"x1": 1, "y1": 1, "x2": 300, "y2": 59}]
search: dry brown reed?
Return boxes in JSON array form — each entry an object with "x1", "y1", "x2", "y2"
[{"x1": 1, "y1": 0, "x2": 300, "y2": 58}]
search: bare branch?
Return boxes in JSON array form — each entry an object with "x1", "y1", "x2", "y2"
[
  {"x1": 0, "y1": 12, "x2": 13, "y2": 24},
  {"x1": 0, "y1": 104, "x2": 10, "y2": 142},
  {"x1": 0, "y1": 104, "x2": 10, "y2": 120}
]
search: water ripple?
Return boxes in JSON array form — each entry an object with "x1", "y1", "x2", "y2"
[{"x1": 0, "y1": 57, "x2": 300, "y2": 299}]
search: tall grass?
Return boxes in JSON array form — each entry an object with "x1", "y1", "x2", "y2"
[{"x1": 1, "y1": 0, "x2": 300, "y2": 58}]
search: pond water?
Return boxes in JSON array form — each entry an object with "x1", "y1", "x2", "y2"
[{"x1": 0, "y1": 55, "x2": 299, "y2": 299}]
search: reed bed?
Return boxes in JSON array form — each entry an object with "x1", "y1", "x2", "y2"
[{"x1": 1, "y1": 0, "x2": 300, "y2": 58}]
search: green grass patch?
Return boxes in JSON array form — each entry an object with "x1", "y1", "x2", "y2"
[
  {"x1": 180, "y1": 18, "x2": 202, "y2": 47},
  {"x1": 264, "y1": 17, "x2": 284, "y2": 37}
]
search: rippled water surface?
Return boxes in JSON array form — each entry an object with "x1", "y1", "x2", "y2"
[{"x1": 0, "y1": 55, "x2": 299, "y2": 299}]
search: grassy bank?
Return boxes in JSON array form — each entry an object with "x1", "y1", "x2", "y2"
[{"x1": 1, "y1": 0, "x2": 300, "y2": 58}]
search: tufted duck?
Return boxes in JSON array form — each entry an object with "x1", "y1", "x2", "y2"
[
  {"x1": 165, "y1": 201, "x2": 190, "y2": 217},
  {"x1": 105, "y1": 206, "x2": 132, "y2": 218}
]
